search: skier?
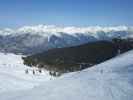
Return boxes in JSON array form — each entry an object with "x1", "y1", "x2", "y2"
[
  {"x1": 33, "y1": 70, "x2": 35, "y2": 75},
  {"x1": 25, "y1": 69, "x2": 29, "y2": 74},
  {"x1": 38, "y1": 69, "x2": 42, "y2": 73}
]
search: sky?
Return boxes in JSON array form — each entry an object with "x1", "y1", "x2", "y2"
[{"x1": 0, "y1": 0, "x2": 133, "y2": 28}]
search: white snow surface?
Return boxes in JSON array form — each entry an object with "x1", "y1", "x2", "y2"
[
  {"x1": 0, "y1": 50, "x2": 133, "y2": 100},
  {"x1": 0, "y1": 53, "x2": 54, "y2": 93}
]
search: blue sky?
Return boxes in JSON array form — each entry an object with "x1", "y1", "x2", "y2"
[{"x1": 0, "y1": 0, "x2": 133, "y2": 28}]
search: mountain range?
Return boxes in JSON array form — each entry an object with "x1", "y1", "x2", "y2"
[{"x1": 0, "y1": 25, "x2": 133, "y2": 54}]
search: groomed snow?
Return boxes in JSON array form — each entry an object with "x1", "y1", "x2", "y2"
[
  {"x1": 0, "y1": 53, "x2": 54, "y2": 93},
  {"x1": 0, "y1": 50, "x2": 133, "y2": 100}
]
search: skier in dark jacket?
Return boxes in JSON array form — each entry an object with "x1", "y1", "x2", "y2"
[{"x1": 33, "y1": 70, "x2": 35, "y2": 75}]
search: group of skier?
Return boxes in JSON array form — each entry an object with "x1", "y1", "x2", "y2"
[{"x1": 25, "y1": 68, "x2": 42, "y2": 75}]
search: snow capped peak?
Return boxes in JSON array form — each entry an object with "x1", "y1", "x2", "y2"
[
  {"x1": 18, "y1": 25, "x2": 56, "y2": 33},
  {"x1": 0, "y1": 25, "x2": 132, "y2": 36},
  {"x1": 0, "y1": 28, "x2": 14, "y2": 36},
  {"x1": 17, "y1": 25, "x2": 130, "y2": 33}
]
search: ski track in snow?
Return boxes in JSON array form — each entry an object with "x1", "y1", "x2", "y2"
[{"x1": 0, "y1": 50, "x2": 133, "y2": 100}]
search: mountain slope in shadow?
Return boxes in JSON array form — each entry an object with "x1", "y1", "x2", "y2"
[{"x1": 23, "y1": 38, "x2": 133, "y2": 76}]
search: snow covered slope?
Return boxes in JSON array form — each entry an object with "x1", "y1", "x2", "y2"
[
  {"x1": 0, "y1": 53, "x2": 53, "y2": 93},
  {"x1": 0, "y1": 50, "x2": 133, "y2": 100}
]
